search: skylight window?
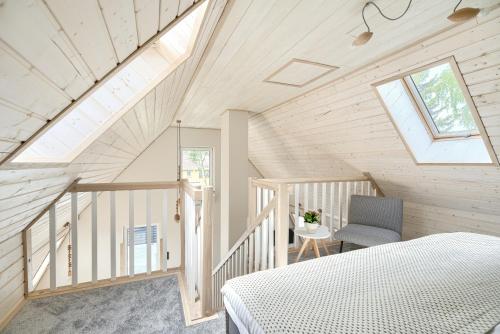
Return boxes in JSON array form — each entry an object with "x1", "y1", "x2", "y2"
[
  {"x1": 12, "y1": 2, "x2": 208, "y2": 164},
  {"x1": 406, "y1": 62, "x2": 479, "y2": 138},
  {"x1": 374, "y1": 58, "x2": 497, "y2": 165}
]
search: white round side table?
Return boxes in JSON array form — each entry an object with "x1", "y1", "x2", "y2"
[{"x1": 294, "y1": 225, "x2": 331, "y2": 262}]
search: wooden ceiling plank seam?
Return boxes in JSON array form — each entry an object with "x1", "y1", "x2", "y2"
[{"x1": 98, "y1": 0, "x2": 139, "y2": 63}]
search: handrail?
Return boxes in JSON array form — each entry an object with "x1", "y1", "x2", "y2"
[
  {"x1": 182, "y1": 179, "x2": 203, "y2": 201},
  {"x1": 212, "y1": 196, "x2": 277, "y2": 276},
  {"x1": 362, "y1": 172, "x2": 385, "y2": 197},
  {"x1": 69, "y1": 181, "x2": 180, "y2": 192},
  {"x1": 256, "y1": 176, "x2": 369, "y2": 185},
  {"x1": 251, "y1": 178, "x2": 280, "y2": 190}
]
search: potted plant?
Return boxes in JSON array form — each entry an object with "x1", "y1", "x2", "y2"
[{"x1": 303, "y1": 210, "x2": 320, "y2": 232}]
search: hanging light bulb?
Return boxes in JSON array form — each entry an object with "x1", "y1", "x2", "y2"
[
  {"x1": 447, "y1": 0, "x2": 480, "y2": 22},
  {"x1": 353, "y1": 1, "x2": 412, "y2": 47}
]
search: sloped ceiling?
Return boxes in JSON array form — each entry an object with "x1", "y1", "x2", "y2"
[
  {"x1": 172, "y1": 0, "x2": 500, "y2": 238},
  {"x1": 0, "y1": 0, "x2": 228, "y2": 243}
]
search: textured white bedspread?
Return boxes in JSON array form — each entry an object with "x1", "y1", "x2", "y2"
[{"x1": 221, "y1": 233, "x2": 500, "y2": 334}]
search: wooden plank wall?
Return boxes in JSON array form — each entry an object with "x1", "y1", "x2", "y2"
[
  {"x1": 248, "y1": 8, "x2": 500, "y2": 239},
  {"x1": 0, "y1": 234, "x2": 24, "y2": 329}
]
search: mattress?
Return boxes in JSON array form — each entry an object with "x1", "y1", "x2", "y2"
[{"x1": 222, "y1": 232, "x2": 500, "y2": 334}]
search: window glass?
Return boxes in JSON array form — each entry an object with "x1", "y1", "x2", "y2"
[
  {"x1": 13, "y1": 2, "x2": 208, "y2": 163},
  {"x1": 128, "y1": 225, "x2": 159, "y2": 274},
  {"x1": 182, "y1": 148, "x2": 211, "y2": 186},
  {"x1": 409, "y1": 62, "x2": 478, "y2": 136}
]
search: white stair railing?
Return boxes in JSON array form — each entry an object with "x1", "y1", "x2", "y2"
[
  {"x1": 209, "y1": 174, "x2": 383, "y2": 312},
  {"x1": 22, "y1": 180, "x2": 198, "y2": 298}
]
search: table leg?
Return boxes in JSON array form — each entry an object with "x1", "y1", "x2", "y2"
[
  {"x1": 321, "y1": 240, "x2": 330, "y2": 255},
  {"x1": 312, "y1": 240, "x2": 321, "y2": 258},
  {"x1": 296, "y1": 238, "x2": 310, "y2": 262}
]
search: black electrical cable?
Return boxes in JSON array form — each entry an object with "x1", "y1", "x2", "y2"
[{"x1": 361, "y1": 0, "x2": 412, "y2": 32}]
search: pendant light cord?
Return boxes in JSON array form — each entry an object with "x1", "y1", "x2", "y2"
[
  {"x1": 362, "y1": 0, "x2": 412, "y2": 32},
  {"x1": 176, "y1": 120, "x2": 181, "y2": 182}
]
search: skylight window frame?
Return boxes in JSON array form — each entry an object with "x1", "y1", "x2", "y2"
[
  {"x1": 400, "y1": 58, "x2": 480, "y2": 141},
  {"x1": 372, "y1": 56, "x2": 498, "y2": 166},
  {"x1": 2, "y1": 0, "x2": 209, "y2": 168}
]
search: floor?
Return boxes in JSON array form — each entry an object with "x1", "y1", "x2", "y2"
[
  {"x1": 288, "y1": 241, "x2": 363, "y2": 264},
  {"x1": 2, "y1": 275, "x2": 224, "y2": 334}
]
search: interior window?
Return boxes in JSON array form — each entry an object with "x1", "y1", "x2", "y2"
[
  {"x1": 182, "y1": 148, "x2": 212, "y2": 186},
  {"x1": 405, "y1": 62, "x2": 479, "y2": 138}
]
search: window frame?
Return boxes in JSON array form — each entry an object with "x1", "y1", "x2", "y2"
[
  {"x1": 372, "y1": 56, "x2": 498, "y2": 166},
  {"x1": 401, "y1": 58, "x2": 480, "y2": 141},
  {"x1": 124, "y1": 224, "x2": 160, "y2": 275},
  {"x1": 181, "y1": 147, "x2": 214, "y2": 186}
]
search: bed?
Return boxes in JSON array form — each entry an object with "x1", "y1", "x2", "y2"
[{"x1": 221, "y1": 232, "x2": 500, "y2": 334}]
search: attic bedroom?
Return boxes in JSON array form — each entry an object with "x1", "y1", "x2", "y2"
[{"x1": 0, "y1": 0, "x2": 499, "y2": 333}]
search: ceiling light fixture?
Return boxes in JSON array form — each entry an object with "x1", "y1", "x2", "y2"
[
  {"x1": 447, "y1": 0, "x2": 480, "y2": 22},
  {"x1": 353, "y1": 0, "x2": 412, "y2": 47}
]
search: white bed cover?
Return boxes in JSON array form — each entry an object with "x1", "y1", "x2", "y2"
[{"x1": 222, "y1": 233, "x2": 500, "y2": 334}]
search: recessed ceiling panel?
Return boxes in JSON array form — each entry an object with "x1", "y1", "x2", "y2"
[{"x1": 264, "y1": 59, "x2": 338, "y2": 88}]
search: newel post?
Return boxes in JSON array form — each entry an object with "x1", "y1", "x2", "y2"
[
  {"x1": 275, "y1": 183, "x2": 289, "y2": 267},
  {"x1": 248, "y1": 177, "x2": 257, "y2": 228},
  {"x1": 201, "y1": 186, "x2": 214, "y2": 316}
]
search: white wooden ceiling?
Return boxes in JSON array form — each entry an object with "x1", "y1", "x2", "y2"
[
  {"x1": 0, "y1": 0, "x2": 227, "y2": 242},
  {"x1": 174, "y1": 0, "x2": 499, "y2": 128}
]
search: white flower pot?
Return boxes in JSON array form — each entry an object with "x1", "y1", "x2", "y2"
[{"x1": 305, "y1": 222, "x2": 319, "y2": 232}]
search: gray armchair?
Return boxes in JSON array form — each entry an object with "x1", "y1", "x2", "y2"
[{"x1": 334, "y1": 195, "x2": 403, "y2": 252}]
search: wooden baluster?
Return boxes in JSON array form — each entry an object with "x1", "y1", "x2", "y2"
[
  {"x1": 129, "y1": 190, "x2": 135, "y2": 277},
  {"x1": 110, "y1": 192, "x2": 116, "y2": 281},
  {"x1": 256, "y1": 187, "x2": 262, "y2": 215},
  {"x1": 92, "y1": 192, "x2": 98, "y2": 283},
  {"x1": 249, "y1": 232, "x2": 254, "y2": 273},
  {"x1": 261, "y1": 189, "x2": 269, "y2": 270},
  {"x1": 313, "y1": 183, "x2": 318, "y2": 210},
  {"x1": 330, "y1": 183, "x2": 335, "y2": 238},
  {"x1": 49, "y1": 205, "x2": 56, "y2": 290},
  {"x1": 146, "y1": 190, "x2": 152, "y2": 275},
  {"x1": 268, "y1": 205, "x2": 274, "y2": 269},
  {"x1": 321, "y1": 183, "x2": 326, "y2": 224},
  {"x1": 338, "y1": 183, "x2": 343, "y2": 229},
  {"x1": 201, "y1": 187, "x2": 213, "y2": 316},
  {"x1": 275, "y1": 183, "x2": 289, "y2": 268},
  {"x1": 23, "y1": 228, "x2": 33, "y2": 294},
  {"x1": 304, "y1": 183, "x2": 309, "y2": 212},
  {"x1": 255, "y1": 225, "x2": 261, "y2": 271},
  {"x1": 243, "y1": 238, "x2": 248, "y2": 275},
  {"x1": 162, "y1": 190, "x2": 168, "y2": 272},
  {"x1": 248, "y1": 179, "x2": 256, "y2": 228},
  {"x1": 71, "y1": 192, "x2": 79, "y2": 286},
  {"x1": 345, "y1": 182, "x2": 351, "y2": 226},
  {"x1": 294, "y1": 184, "x2": 300, "y2": 247}
]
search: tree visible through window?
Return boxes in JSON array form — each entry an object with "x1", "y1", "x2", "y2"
[
  {"x1": 182, "y1": 148, "x2": 212, "y2": 186},
  {"x1": 407, "y1": 62, "x2": 478, "y2": 137}
]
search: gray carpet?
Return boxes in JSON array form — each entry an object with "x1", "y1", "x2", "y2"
[{"x1": 2, "y1": 275, "x2": 224, "y2": 334}]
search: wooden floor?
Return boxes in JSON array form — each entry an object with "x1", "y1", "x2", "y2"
[{"x1": 287, "y1": 241, "x2": 363, "y2": 264}]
